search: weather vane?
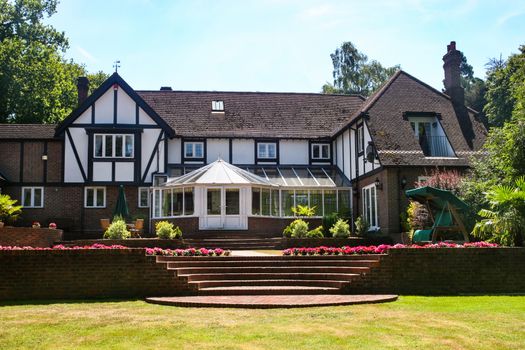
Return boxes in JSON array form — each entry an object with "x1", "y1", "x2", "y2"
[{"x1": 113, "y1": 60, "x2": 121, "y2": 73}]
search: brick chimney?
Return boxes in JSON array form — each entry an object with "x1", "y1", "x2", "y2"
[
  {"x1": 77, "y1": 77, "x2": 89, "y2": 106},
  {"x1": 442, "y1": 41, "x2": 464, "y2": 107}
]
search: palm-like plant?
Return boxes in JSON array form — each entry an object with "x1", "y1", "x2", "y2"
[
  {"x1": 0, "y1": 194, "x2": 23, "y2": 225},
  {"x1": 473, "y1": 176, "x2": 525, "y2": 246}
]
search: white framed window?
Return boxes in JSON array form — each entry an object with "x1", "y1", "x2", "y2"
[
  {"x1": 357, "y1": 125, "x2": 364, "y2": 153},
  {"x1": 311, "y1": 143, "x2": 330, "y2": 160},
  {"x1": 21, "y1": 187, "x2": 44, "y2": 208},
  {"x1": 85, "y1": 187, "x2": 106, "y2": 208},
  {"x1": 184, "y1": 142, "x2": 204, "y2": 158},
  {"x1": 94, "y1": 134, "x2": 134, "y2": 158},
  {"x1": 257, "y1": 142, "x2": 276, "y2": 159},
  {"x1": 138, "y1": 187, "x2": 150, "y2": 208},
  {"x1": 211, "y1": 100, "x2": 224, "y2": 112},
  {"x1": 362, "y1": 184, "x2": 378, "y2": 229}
]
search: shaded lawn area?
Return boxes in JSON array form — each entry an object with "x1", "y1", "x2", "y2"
[{"x1": 1, "y1": 296, "x2": 524, "y2": 349}]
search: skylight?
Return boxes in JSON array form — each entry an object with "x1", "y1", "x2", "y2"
[{"x1": 212, "y1": 100, "x2": 224, "y2": 112}]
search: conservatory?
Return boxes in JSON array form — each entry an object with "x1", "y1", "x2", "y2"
[{"x1": 151, "y1": 159, "x2": 352, "y2": 230}]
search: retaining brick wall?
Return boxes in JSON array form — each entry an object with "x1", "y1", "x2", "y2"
[
  {"x1": 0, "y1": 227, "x2": 63, "y2": 247},
  {"x1": 349, "y1": 248, "x2": 525, "y2": 295},
  {"x1": 0, "y1": 249, "x2": 190, "y2": 301},
  {"x1": 58, "y1": 238, "x2": 185, "y2": 249}
]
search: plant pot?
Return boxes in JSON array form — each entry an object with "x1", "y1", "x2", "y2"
[
  {"x1": 0, "y1": 221, "x2": 4, "y2": 229},
  {"x1": 32, "y1": 225, "x2": 40, "y2": 229}
]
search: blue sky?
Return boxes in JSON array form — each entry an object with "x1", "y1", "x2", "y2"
[{"x1": 48, "y1": 0, "x2": 525, "y2": 93}]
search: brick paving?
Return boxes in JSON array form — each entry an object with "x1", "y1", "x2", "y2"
[{"x1": 145, "y1": 294, "x2": 398, "y2": 308}]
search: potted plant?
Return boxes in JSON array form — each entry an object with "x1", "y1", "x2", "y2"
[
  {"x1": 32, "y1": 221, "x2": 41, "y2": 229},
  {"x1": 0, "y1": 194, "x2": 22, "y2": 228},
  {"x1": 48, "y1": 222, "x2": 57, "y2": 229}
]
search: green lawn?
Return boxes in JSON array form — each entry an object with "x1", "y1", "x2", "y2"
[{"x1": 1, "y1": 296, "x2": 524, "y2": 349}]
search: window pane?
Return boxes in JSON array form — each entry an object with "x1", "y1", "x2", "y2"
[
  {"x1": 310, "y1": 190, "x2": 322, "y2": 216},
  {"x1": 295, "y1": 190, "x2": 308, "y2": 207},
  {"x1": 162, "y1": 189, "x2": 172, "y2": 217},
  {"x1": 257, "y1": 144, "x2": 266, "y2": 158},
  {"x1": 86, "y1": 188, "x2": 94, "y2": 207},
  {"x1": 207, "y1": 189, "x2": 221, "y2": 215},
  {"x1": 313, "y1": 145, "x2": 320, "y2": 158},
  {"x1": 281, "y1": 190, "x2": 294, "y2": 216},
  {"x1": 173, "y1": 188, "x2": 183, "y2": 216},
  {"x1": 184, "y1": 188, "x2": 194, "y2": 215},
  {"x1": 324, "y1": 190, "x2": 337, "y2": 216},
  {"x1": 252, "y1": 188, "x2": 261, "y2": 215},
  {"x1": 226, "y1": 189, "x2": 240, "y2": 215},
  {"x1": 154, "y1": 190, "x2": 161, "y2": 218},
  {"x1": 139, "y1": 188, "x2": 149, "y2": 207},
  {"x1": 115, "y1": 135, "x2": 123, "y2": 157},
  {"x1": 338, "y1": 190, "x2": 351, "y2": 218},
  {"x1": 267, "y1": 144, "x2": 276, "y2": 158},
  {"x1": 261, "y1": 188, "x2": 271, "y2": 216},
  {"x1": 33, "y1": 188, "x2": 42, "y2": 207},
  {"x1": 96, "y1": 189, "x2": 104, "y2": 207},
  {"x1": 185, "y1": 143, "x2": 193, "y2": 157},
  {"x1": 271, "y1": 189, "x2": 280, "y2": 216},
  {"x1": 125, "y1": 135, "x2": 133, "y2": 157},
  {"x1": 95, "y1": 135, "x2": 103, "y2": 157},
  {"x1": 321, "y1": 145, "x2": 329, "y2": 158},
  {"x1": 23, "y1": 188, "x2": 32, "y2": 207},
  {"x1": 194, "y1": 143, "x2": 203, "y2": 158},
  {"x1": 105, "y1": 135, "x2": 113, "y2": 157},
  {"x1": 371, "y1": 186, "x2": 377, "y2": 227}
]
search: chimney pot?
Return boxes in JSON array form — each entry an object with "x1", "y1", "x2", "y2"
[
  {"x1": 160, "y1": 86, "x2": 172, "y2": 91},
  {"x1": 77, "y1": 77, "x2": 89, "y2": 106}
]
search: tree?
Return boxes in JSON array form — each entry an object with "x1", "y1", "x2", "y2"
[
  {"x1": 472, "y1": 177, "x2": 525, "y2": 246},
  {"x1": 484, "y1": 46, "x2": 525, "y2": 127},
  {"x1": 0, "y1": 0, "x2": 108, "y2": 124},
  {"x1": 322, "y1": 41, "x2": 399, "y2": 96}
]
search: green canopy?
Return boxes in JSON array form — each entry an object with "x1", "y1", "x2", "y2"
[
  {"x1": 113, "y1": 185, "x2": 129, "y2": 219},
  {"x1": 405, "y1": 186, "x2": 468, "y2": 211}
]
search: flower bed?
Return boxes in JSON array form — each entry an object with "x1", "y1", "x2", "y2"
[
  {"x1": 283, "y1": 242, "x2": 499, "y2": 256},
  {"x1": 145, "y1": 247, "x2": 231, "y2": 257},
  {"x1": 0, "y1": 243, "x2": 128, "y2": 251}
]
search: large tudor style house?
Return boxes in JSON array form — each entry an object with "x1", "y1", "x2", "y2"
[{"x1": 0, "y1": 42, "x2": 486, "y2": 240}]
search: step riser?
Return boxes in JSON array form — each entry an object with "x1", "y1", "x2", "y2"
[
  {"x1": 166, "y1": 261, "x2": 380, "y2": 268},
  {"x1": 183, "y1": 273, "x2": 359, "y2": 282},
  {"x1": 197, "y1": 289, "x2": 341, "y2": 296},
  {"x1": 191, "y1": 280, "x2": 347, "y2": 289},
  {"x1": 172, "y1": 267, "x2": 370, "y2": 274}
]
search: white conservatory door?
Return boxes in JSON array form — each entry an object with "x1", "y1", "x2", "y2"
[{"x1": 200, "y1": 187, "x2": 247, "y2": 230}]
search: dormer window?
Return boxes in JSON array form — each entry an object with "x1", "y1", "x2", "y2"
[
  {"x1": 257, "y1": 142, "x2": 277, "y2": 160},
  {"x1": 311, "y1": 143, "x2": 330, "y2": 161},
  {"x1": 407, "y1": 114, "x2": 455, "y2": 157},
  {"x1": 212, "y1": 100, "x2": 224, "y2": 112}
]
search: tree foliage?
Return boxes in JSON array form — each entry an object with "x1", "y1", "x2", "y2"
[
  {"x1": 322, "y1": 41, "x2": 399, "y2": 96},
  {"x1": 0, "y1": 0, "x2": 108, "y2": 124}
]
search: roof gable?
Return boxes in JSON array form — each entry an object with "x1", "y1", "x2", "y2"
[{"x1": 55, "y1": 73, "x2": 175, "y2": 137}]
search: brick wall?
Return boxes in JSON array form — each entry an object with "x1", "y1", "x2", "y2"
[
  {"x1": 349, "y1": 248, "x2": 525, "y2": 295},
  {"x1": 0, "y1": 249, "x2": 191, "y2": 301},
  {"x1": 58, "y1": 238, "x2": 185, "y2": 249},
  {"x1": 0, "y1": 227, "x2": 63, "y2": 247}
]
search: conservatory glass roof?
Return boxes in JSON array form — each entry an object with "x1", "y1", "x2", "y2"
[{"x1": 162, "y1": 160, "x2": 350, "y2": 188}]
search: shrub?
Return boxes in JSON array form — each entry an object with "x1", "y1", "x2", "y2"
[
  {"x1": 283, "y1": 219, "x2": 309, "y2": 238},
  {"x1": 291, "y1": 205, "x2": 316, "y2": 217},
  {"x1": 155, "y1": 221, "x2": 182, "y2": 239},
  {"x1": 354, "y1": 216, "x2": 369, "y2": 237},
  {"x1": 322, "y1": 212, "x2": 339, "y2": 237},
  {"x1": 0, "y1": 194, "x2": 22, "y2": 224},
  {"x1": 330, "y1": 218, "x2": 350, "y2": 238},
  {"x1": 103, "y1": 217, "x2": 130, "y2": 239},
  {"x1": 307, "y1": 226, "x2": 324, "y2": 238}
]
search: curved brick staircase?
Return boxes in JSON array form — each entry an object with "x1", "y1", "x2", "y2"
[
  {"x1": 183, "y1": 231, "x2": 282, "y2": 250},
  {"x1": 155, "y1": 255, "x2": 381, "y2": 295}
]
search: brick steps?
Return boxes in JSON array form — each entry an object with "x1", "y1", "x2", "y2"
[
  {"x1": 183, "y1": 238, "x2": 282, "y2": 250},
  {"x1": 154, "y1": 255, "x2": 382, "y2": 296}
]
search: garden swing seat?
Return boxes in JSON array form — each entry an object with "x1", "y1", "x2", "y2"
[{"x1": 413, "y1": 204, "x2": 454, "y2": 242}]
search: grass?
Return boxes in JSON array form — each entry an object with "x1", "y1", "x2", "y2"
[{"x1": 1, "y1": 296, "x2": 524, "y2": 349}]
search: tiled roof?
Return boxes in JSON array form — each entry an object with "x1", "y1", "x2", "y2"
[
  {"x1": 137, "y1": 91, "x2": 365, "y2": 138},
  {"x1": 0, "y1": 124, "x2": 57, "y2": 139},
  {"x1": 346, "y1": 71, "x2": 487, "y2": 166}
]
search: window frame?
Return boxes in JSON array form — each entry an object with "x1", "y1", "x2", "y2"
[
  {"x1": 21, "y1": 187, "x2": 44, "y2": 208},
  {"x1": 362, "y1": 183, "x2": 378, "y2": 229},
  {"x1": 211, "y1": 100, "x2": 224, "y2": 112},
  {"x1": 356, "y1": 124, "x2": 364, "y2": 155},
  {"x1": 138, "y1": 187, "x2": 150, "y2": 208},
  {"x1": 311, "y1": 143, "x2": 331, "y2": 161},
  {"x1": 183, "y1": 141, "x2": 205, "y2": 160},
  {"x1": 94, "y1": 133, "x2": 134, "y2": 159},
  {"x1": 256, "y1": 142, "x2": 277, "y2": 160},
  {"x1": 84, "y1": 187, "x2": 106, "y2": 208}
]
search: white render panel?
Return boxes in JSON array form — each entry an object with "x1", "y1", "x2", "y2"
[
  {"x1": 74, "y1": 106, "x2": 92, "y2": 124},
  {"x1": 280, "y1": 140, "x2": 308, "y2": 165},
  {"x1": 116, "y1": 88, "x2": 136, "y2": 124},
  {"x1": 64, "y1": 137, "x2": 84, "y2": 182},
  {"x1": 68, "y1": 128, "x2": 88, "y2": 175},
  {"x1": 168, "y1": 138, "x2": 181, "y2": 164},
  {"x1": 207, "y1": 139, "x2": 230, "y2": 163},
  {"x1": 232, "y1": 139, "x2": 254, "y2": 164},
  {"x1": 115, "y1": 162, "x2": 134, "y2": 181},
  {"x1": 94, "y1": 88, "x2": 114, "y2": 123},
  {"x1": 343, "y1": 130, "x2": 351, "y2": 178},
  {"x1": 92, "y1": 162, "x2": 112, "y2": 182},
  {"x1": 138, "y1": 107, "x2": 156, "y2": 125},
  {"x1": 141, "y1": 129, "x2": 162, "y2": 182},
  {"x1": 158, "y1": 139, "x2": 165, "y2": 173},
  {"x1": 350, "y1": 129, "x2": 357, "y2": 179}
]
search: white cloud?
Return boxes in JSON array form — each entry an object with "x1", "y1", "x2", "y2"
[
  {"x1": 76, "y1": 46, "x2": 97, "y2": 63},
  {"x1": 496, "y1": 9, "x2": 525, "y2": 27}
]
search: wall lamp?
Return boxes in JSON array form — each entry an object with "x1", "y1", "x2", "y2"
[
  {"x1": 400, "y1": 176, "x2": 407, "y2": 189},
  {"x1": 375, "y1": 177, "x2": 383, "y2": 190}
]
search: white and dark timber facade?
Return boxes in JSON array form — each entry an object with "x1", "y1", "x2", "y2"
[{"x1": 0, "y1": 42, "x2": 487, "y2": 239}]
